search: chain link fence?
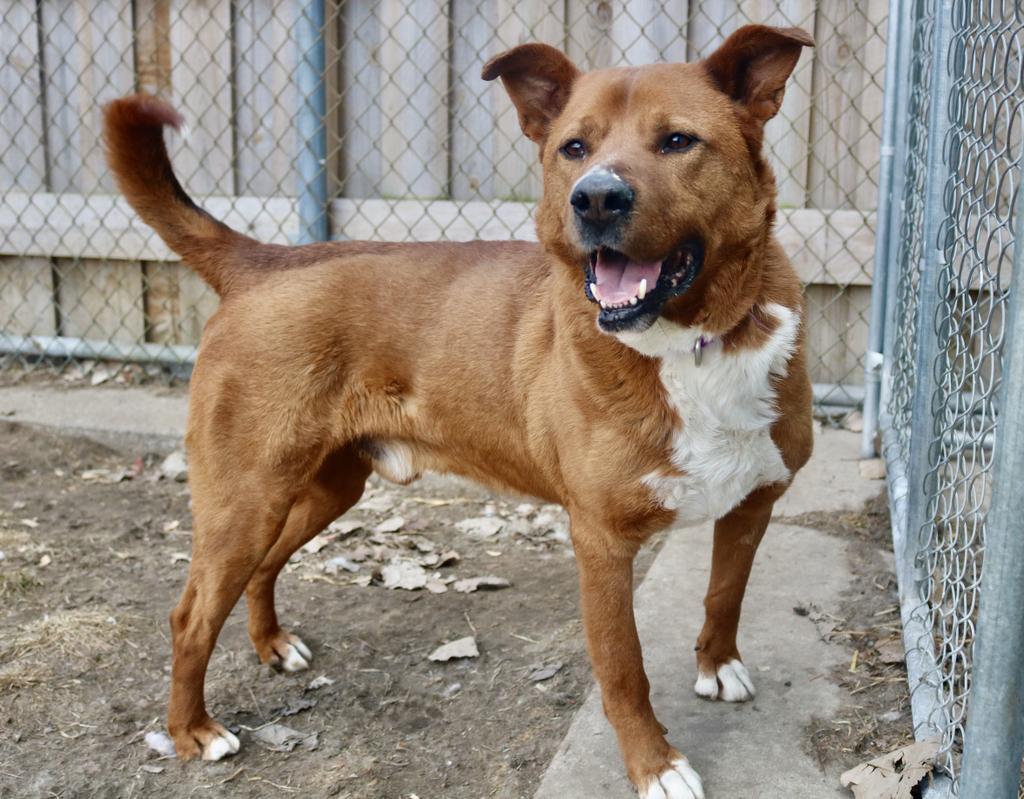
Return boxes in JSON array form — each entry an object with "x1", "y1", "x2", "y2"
[
  {"x1": 1, "y1": 0, "x2": 883, "y2": 404},
  {"x1": 873, "y1": 0, "x2": 1024, "y2": 795}
]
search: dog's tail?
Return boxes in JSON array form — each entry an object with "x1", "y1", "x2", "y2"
[{"x1": 103, "y1": 94, "x2": 253, "y2": 296}]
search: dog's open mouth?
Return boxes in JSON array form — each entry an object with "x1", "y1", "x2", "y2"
[{"x1": 584, "y1": 241, "x2": 703, "y2": 331}]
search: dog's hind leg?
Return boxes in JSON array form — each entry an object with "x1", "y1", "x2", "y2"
[
  {"x1": 245, "y1": 446, "x2": 371, "y2": 671},
  {"x1": 167, "y1": 479, "x2": 296, "y2": 761},
  {"x1": 693, "y1": 486, "x2": 779, "y2": 703}
]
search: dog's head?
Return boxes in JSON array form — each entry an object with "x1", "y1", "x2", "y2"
[{"x1": 482, "y1": 25, "x2": 813, "y2": 336}]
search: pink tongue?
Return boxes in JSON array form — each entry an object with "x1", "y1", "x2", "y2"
[{"x1": 594, "y1": 252, "x2": 662, "y2": 303}]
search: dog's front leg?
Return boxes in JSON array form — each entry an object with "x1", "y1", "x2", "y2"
[
  {"x1": 694, "y1": 486, "x2": 779, "y2": 703},
  {"x1": 572, "y1": 523, "x2": 705, "y2": 799}
]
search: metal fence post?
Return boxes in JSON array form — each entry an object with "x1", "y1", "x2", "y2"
[
  {"x1": 957, "y1": 179, "x2": 1024, "y2": 798},
  {"x1": 860, "y1": 0, "x2": 909, "y2": 458},
  {"x1": 296, "y1": 0, "x2": 328, "y2": 243},
  {"x1": 902, "y1": 0, "x2": 958, "y2": 750}
]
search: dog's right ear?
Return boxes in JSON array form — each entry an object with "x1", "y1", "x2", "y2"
[{"x1": 482, "y1": 44, "x2": 580, "y2": 145}]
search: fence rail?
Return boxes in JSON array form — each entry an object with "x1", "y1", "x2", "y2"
[
  {"x1": 871, "y1": 0, "x2": 1024, "y2": 794},
  {"x1": 0, "y1": 0, "x2": 886, "y2": 402}
]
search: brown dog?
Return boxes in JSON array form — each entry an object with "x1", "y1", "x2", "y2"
[{"x1": 104, "y1": 24, "x2": 813, "y2": 798}]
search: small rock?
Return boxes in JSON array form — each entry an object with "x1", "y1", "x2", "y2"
[
  {"x1": 160, "y1": 451, "x2": 188, "y2": 482},
  {"x1": 139, "y1": 764, "x2": 164, "y2": 774},
  {"x1": 859, "y1": 458, "x2": 886, "y2": 480},
  {"x1": 842, "y1": 410, "x2": 864, "y2": 433},
  {"x1": 514, "y1": 503, "x2": 537, "y2": 516},
  {"x1": 442, "y1": 682, "x2": 463, "y2": 698},
  {"x1": 428, "y1": 636, "x2": 479, "y2": 662}
]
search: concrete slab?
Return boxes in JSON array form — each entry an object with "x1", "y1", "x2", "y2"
[
  {"x1": 536, "y1": 429, "x2": 875, "y2": 799},
  {"x1": 775, "y1": 427, "x2": 882, "y2": 517},
  {"x1": 0, "y1": 385, "x2": 187, "y2": 452}
]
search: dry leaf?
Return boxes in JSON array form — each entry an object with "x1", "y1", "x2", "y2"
[
  {"x1": 307, "y1": 675, "x2": 335, "y2": 691},
  {"x1": 876, "y1": 638, "x2": 905, "y2": 665},
  {"x1": 380, "y1": 558, "x2": 428, "y2": 590},
  {"x1": 251, "y1": 723, "x2": 318, "y2": 753},
  {"x1": 327, "y1": 518, "x2": 363, "y2": 535},
  {"x1": 324, "y1": 556, "x2": 360, "y2": 574},
  {"x1": 373, "y1": 516, "x2": 406, "y2": 534},
  {"x1": 302, "y1": 534, "x2": 335, "y2": 554},
  {"x1": 453, "y1": 576, "x2": 511, "y2": 593},
  {"x1": 529, "y1": 662, "x2": 563, "y2": 682},
  {"x1": 840, "y1": 738, "x2": 939, "y2": 799},
  {"x1": 455, "y1": 517, "x2": 503, "y2": 538},
  {"x1": 428, "y1": 636, "x2": 479, "y2": 662}
]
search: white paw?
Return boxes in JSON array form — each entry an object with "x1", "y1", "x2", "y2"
[
  {"x1": 640, "y1": 758, "x2": 705, "y2": 799},
  {"x1": 694, "y1": 658, "x2": 755, "y2": 702},
  {"x1": 281, "y1": 637, "x2": 312, "y2": 672},
  {"x1": 201, "y1": 729, "x2": 240, "y2": 761}
]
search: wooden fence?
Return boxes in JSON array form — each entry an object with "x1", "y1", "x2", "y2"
[{"x1": 0, "y1": 0, "x2": 887, "y2": 388}]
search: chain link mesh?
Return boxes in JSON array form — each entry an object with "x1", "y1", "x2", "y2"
[
  {"x1": 0, "y1": 1, "x2": 884, "y2": 397},
  {"x1": 881, "y1": 0, "x2": 1023, "y2": 793}
]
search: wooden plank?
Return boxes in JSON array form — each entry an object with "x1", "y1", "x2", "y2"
[
  {"x1": 339, "y1": 0, "x2": 382, "y2": 198},
  {"x1": 41, "y1": 0, "x2": 135, "y2": 193},
  {"x1": 40, "y1": 0, "x2": 140, "y2": 346},
  {"x1": 55, "y1": 258, "x2": 145, "y2": 345},
  {"x1": 804, "y1": 284, "x2": 870, "y2": 386},
  {"x1": 135, "y1": 0, "x2": 234, "y2": 194},
  {"x1": 0, "y1": 0, "x2": 47, "y2": 191},
  {"x1": 0, "y1": 258, "x2": 56, "y2": 336},
  {"x1": 144, "y1": 262, "x2": 217, "y2": 345},
  {"x1": 0, "y1": 193, "x2": 299, "y2": 260},
  {"x1": 808, "y1": 0, "x2": 886, "y2": 210},
  {"x1": 490, "y1": 1, "x2": 565, "y2": 201},
  {"x1": 613, "y1": 1, "x2": 689, "y2": 66},
  {"x1": 450, "y1": 0, "x2": 496, "y2": 200},
  {"x1": 0, "y1": 192, "x2": 878, "y2": 287},
  {"x1": 377, "y1": 0, "x2": 449, "y2": 198},
  {"x1": 0, "y1": 1, "x2": 55, "y2": 338},
  {"x1": 685, "y1": 1, "x2": 814, "y2": 207},
  {"x1": 234, "y1": 0, "x2": 298, "y2": 196}
]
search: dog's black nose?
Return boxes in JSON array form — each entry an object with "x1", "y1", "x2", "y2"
[{"x1": 570, "y1": 171, "x2": 635, "y2": 226}]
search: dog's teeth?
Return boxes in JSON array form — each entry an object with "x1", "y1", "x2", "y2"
[
  {"x1": 630, "y1": 297, "x2": 638, "y2": 306},
  {"x1": 590, "y1": 282, "x2": 601, "y2": 301},
  {"x1": 638, "y1": 279, "x2": 647, "y2": 300}
]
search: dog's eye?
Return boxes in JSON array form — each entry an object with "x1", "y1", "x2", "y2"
[
  {"x1": 662, "y1": 132, "x2": 698, "y2": 153},
  {"x1": 560, "y1": 139, "x2": 587, "y2": 160}
]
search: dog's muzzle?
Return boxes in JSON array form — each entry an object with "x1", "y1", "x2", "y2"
[{"x1": 571, "y1": 170, "x2": 634, "y2": 247}]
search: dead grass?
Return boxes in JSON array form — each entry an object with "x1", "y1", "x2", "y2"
[
  {"x1": 0, "y1": 569, "x2": 41, "y2": 597},
  {"x1": 0, "y1": 608, "x2": 129, "y2": 690}
]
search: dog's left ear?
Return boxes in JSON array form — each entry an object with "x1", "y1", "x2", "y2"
[
  {"x1": 703, "y1": 25, "x2": 814, "y2": 124},
  {"x1": 482, "y1": 44, "x2": 580, "y2": 145}
]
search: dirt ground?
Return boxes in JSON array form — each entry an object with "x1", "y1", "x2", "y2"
[
  {"x1": 0, "y1": 420, "x2": 629, "y2": 799},
  {"x1": 0, "y1": 384, "x2": 915, "y2": 799},
  {"x1": 781, "y1": 492, "x2": 918, "y2": 776}
]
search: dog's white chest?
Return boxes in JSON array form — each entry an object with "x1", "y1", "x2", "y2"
[{"x1": 618, "y1": 303, "x2": 799, "y2": 526}]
